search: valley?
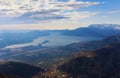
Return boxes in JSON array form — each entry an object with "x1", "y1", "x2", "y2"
[{"x1": 0, "y1": 24, "x2": 120, "y2": 78}]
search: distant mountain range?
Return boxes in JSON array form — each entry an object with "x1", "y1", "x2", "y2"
[
  {"x1": 89, "y1": 24, "x2": 120, "y2": 30},
  {"x1": 58, "y1": 42, "x2": 120, "y2": 78},
  {"x1": 0, "y1": 24, "x2": 120, "y2": 48},
  {"x1": 62, "y1": 24, "x2": 120, "y2": 37}
]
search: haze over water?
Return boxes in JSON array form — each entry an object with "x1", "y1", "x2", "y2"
[{"x1": 5, "y1": 33, "x2": 101, "y2": 49}]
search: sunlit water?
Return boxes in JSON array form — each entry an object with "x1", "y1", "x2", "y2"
[{"x1": 5, "y1": 33, "x2": 101, "y2": 49}]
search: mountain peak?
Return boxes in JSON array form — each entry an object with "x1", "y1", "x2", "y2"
[{"x1": 88, "y1": 24, "x2": 120, "y2": 30}]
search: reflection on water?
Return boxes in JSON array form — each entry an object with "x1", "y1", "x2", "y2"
[{"x1": 5, "y1": 33, "x2": 101, "y2": 49}]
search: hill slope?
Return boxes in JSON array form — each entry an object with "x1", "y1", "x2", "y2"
[
  {"x1": 0, "y1": 73, "x2": 18, "y2": 78},
  {"x1": 0, "y1": 61, "x2": 44, "y2": 78},
  {"x1": 59, "y1": 43, "x2": 120, "y2": 78}
]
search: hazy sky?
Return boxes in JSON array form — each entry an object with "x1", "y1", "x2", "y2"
[{"x1": 0, "y1": 0, "x2": 120, "y2": 30}]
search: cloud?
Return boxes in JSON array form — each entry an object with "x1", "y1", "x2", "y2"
[
  {"x1": 108, "y1": 10, "x2": 120, "y2": 14},
  {"x1": 63, "y1": 11, "x2": 98, "y2": 20},
  {"x1": 0, "y1": 0, "x2": 100, "y2": 24}
]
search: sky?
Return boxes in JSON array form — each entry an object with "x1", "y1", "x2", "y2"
[{"x1": 0, "y1": 0, "x2": 120, "y2": 30}]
